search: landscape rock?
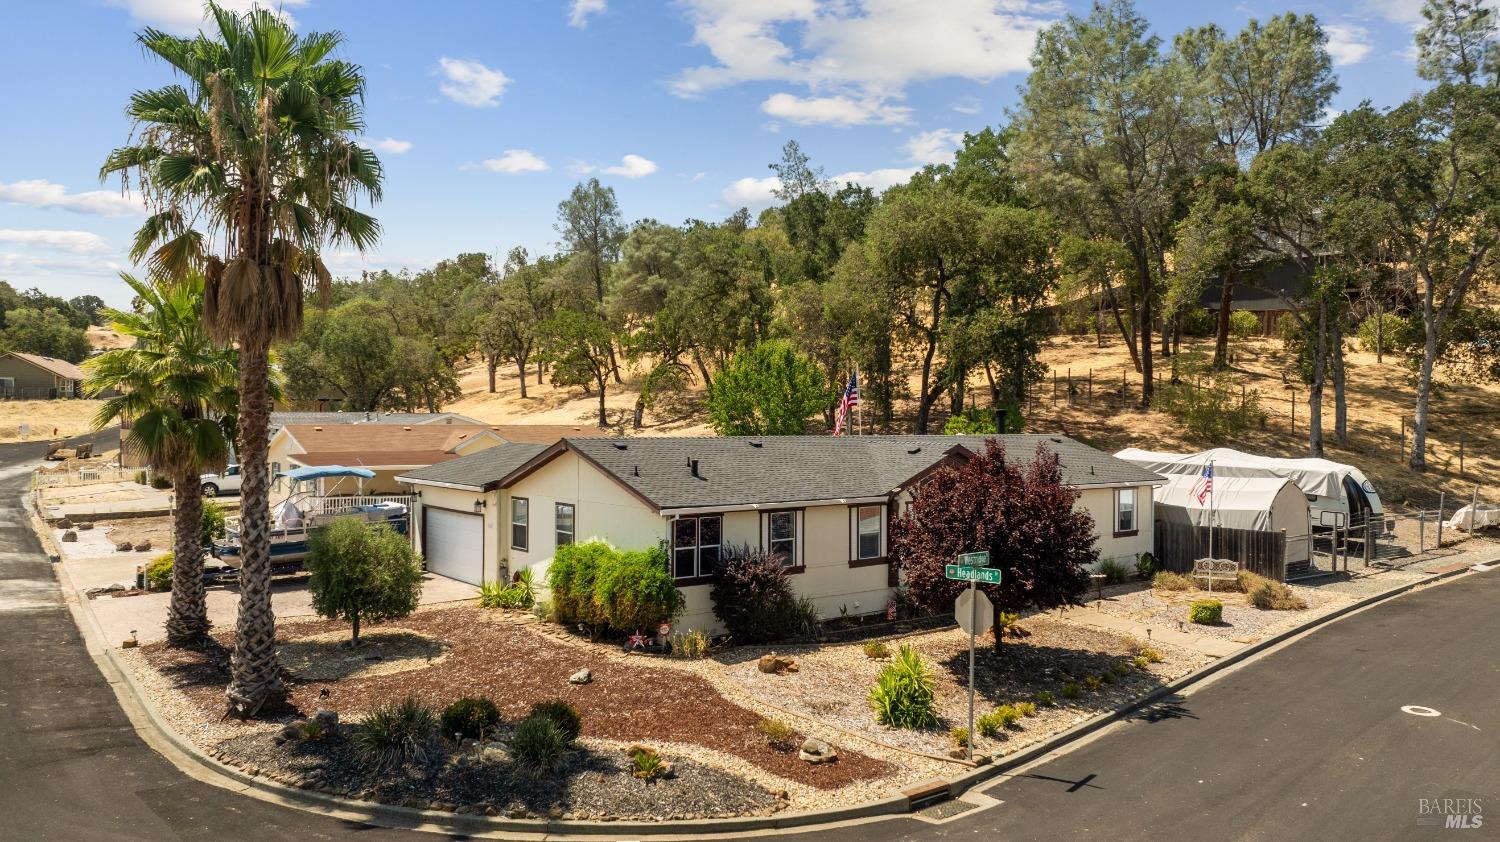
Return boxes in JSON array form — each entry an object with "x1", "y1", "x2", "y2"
[
  {"x1": 61, "y1": 531, "x2": 77, "y2": 542},
  {"x1": 76, "y1": 521, "x2": 94, "y2": 531},
  {"x1": 507, "y1": 807, "x2": 528, "y2": 819},
  {"x1": 115, "y1": 540, "x2": 133, "y2": 552},
  {"x1": 798, "y1": 737, "x2": 837, "y2": 764},
  {"x1": 757, "y1": 653, "x2": 798, "y2": 675},
  {"x1": 121, "y1": 639, "x2": 138, "y2": 649},
  {"x1": 313, "y1": 709, "x2": 339, "y2": 730},
  {"x1": 57, "y1": 519, "x2": 73, "y2": 530},
  {"x1": 133, "y1": 540, "x2": 152, "y2": 552},
  {"x1": 568, "y1": 667, "x2": 592, "y2": 685}
]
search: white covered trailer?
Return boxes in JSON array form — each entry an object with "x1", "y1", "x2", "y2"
[
  {"x1": 1114, "y1": 447, "x2": 1384, "y2": 530},
  {"x1": 1154, "y1": 474, "x2": 1312, "y2": 570}
]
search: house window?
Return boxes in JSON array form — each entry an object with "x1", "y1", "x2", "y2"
[
  {"x1": 854, "y1": 505, "x2": 884, "y2": 560},
  {"x1": 1115, "y1": 488, "x2": 1137, "y2": 535},
  {"x1": 764, "y1": 510, "x2": 799, "y2": 567},
  {"x1": 555, "y1": 503, "x2": 575, "y2": 547},
  {"x1": 511, "y1": 497, "x2": 529, "y2": 550},
  {"x1": 672, "y1": 515, "x2": 721, "y2": 580}
]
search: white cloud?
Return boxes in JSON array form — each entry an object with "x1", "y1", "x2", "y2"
[
  {"x1": 952, "y1": 96, "x2": 983, "y2": 115},
  {"x1": 1361, "y1": 0, "x2": 1424, "y2": 25},
  {"x1": 671, "y1": 1, "x2": 1053, "y2": 121},
  {"x1": 602, "y1": 154, "x2": 659, "y2": 178},
  {"x1": 1325, "y1": 24, "x2": 1373, "y2": 66},
  {"x1": 437, "y1": 57, "x2": 510, "y2": 108},
  {"x1": 362, "y1": 137, "x2": 413, "y2": 154},
  {"x1": 106, "y1": 0, "x2": 306, "y2": 35},
  {"x1": 691, "y1": 171, "x2": 707, "y2": 182},
  {"x1": 830, "y1": 166, "x2": 917, "y2": 192},
  {"x1": 569, "y1": 0, "x2": 606, "y2": 28},
  {"x1": 0, "y1": 229, "x2": 110, "y2": 254},
  {"x1": 905, "y1": 128, "x2": 965, "y2": 165},
  {"x1": 481, "y1": 149, "x2": 549, "y2": 174},
  {"x1": 0, "y1": 179, "x2": 145, "y2": 217},
  {"x1": 721, "y1": 176, "x2": 783, "y2": 210},
  {"x1": 761, "y1": 92, "x2": 911, "y2": 126}
]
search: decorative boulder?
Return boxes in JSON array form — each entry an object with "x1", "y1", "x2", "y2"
[
  {"x1": 313, "y1": 709, "x2": 339, "y2": 730},
  {"x1": 133, "y1": 540, "x2": 152, "y2": 552},
  {"x1": 569, "y1": 667, "x2": 592, "y2": 685},
  {"x1": 61, "y1": 531, "x2": 78, "y2": 543},
  {"x1": 798, "y1": 737, "x2": 837, "y2": 764},
  {"x1": 56, "y1": 519, "x2": 73, "y2": 530},
  {"x1": 115, "y1": 540, "x2": 133, "y2": 552},
  {"x1": 757, "y1": 654, "x2": 798, "y2": 675},
  {"x1": 76, "y1": 521, "x2": 94, "y2": 531}
]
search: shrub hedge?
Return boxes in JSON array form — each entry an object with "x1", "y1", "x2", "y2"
[
  {"x1": 710, "y1": 544, "x2": 818, "y2": 643},
  {"x1": 547, "y1": 541, "x2": 683, "y2": 634},
  {"x1": 1190, "y1": 599, "x2": 1224, "y2": 625}
]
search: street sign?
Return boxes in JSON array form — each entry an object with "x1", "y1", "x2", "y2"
[
  {"x1": 946, "y1": 564, "x2": 1002, "y2": 584},
  {"x1": 957, "y1": 550, "x2": 991, "y2": 567},
  {"x1": 954, "y1": 588, "x2": 994, "y2": 636}
]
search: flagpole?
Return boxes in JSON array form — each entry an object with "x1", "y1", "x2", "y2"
[
  {"x1": 856, "y1": 367, "x2": 863, "y2": 435},
  {"x1": 1208, "y1": 459, "x2": 1215, "y2": 560}
]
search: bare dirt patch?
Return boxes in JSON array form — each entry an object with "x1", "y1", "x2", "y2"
[
  {"x1": 0, "y1": 399, "x2": 106, "y2": 441},
  {"x1": 276, "y1": 629, "x2": 448, "y2": 681}
]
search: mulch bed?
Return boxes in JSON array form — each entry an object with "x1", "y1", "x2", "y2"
[
  {"x1": 217, "y1": 729, "x2": 781, "y2": 820},
  {"x1": 143, "y1": 605, "x2": 892, "y2": 790}
]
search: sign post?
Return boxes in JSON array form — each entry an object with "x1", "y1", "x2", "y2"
[{"x1": 949, "y1": 551, "x2": 996, "y2": 762}]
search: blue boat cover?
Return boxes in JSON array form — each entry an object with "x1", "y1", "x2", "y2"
[{"x1": 277, "y1": 465, "x2": 377, "y2": 481}]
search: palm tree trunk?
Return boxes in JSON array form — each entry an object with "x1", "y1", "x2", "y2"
[
  {"x1": 226, "y1": 336, "x2": 286, "y2": 717},
  {"x1": 164, "y1": 465, "x2": 209, "y2": 646}
]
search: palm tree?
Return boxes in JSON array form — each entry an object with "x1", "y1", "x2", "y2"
[
  {"x1": 102, "y1": 3, "x2": 382, "y2": 716},
  {"x1": 84, "y1": 274, "x2": 238, "y2": 646}
]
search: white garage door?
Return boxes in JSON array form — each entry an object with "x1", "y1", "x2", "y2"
[{"x1": 423, "y1": 507, "x2": 483, "y2": 585}]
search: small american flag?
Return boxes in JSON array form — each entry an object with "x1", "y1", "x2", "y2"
[
  {"x1": 833, "y1": 371, "x2": 860, "y2": 436},
  {"x1": 1190, "y1": 462, "x2": 1214, "y2": 504}
]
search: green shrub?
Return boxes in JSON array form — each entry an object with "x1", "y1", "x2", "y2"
[
  {"x1": 547, "y1": 542, "x2": 614, "y2": 627},
  {"x1": 200, "y1": 500, "x2": 226, "y2": 546},
  {"x1": 1356, "y1": 312, "x2": 1422, "y2": 355},
  {"x1": 528, "y1": 700, "x2": 582, "y2": 745},
  {"x1": 629, "y1": 745, "x2": 667, "y2": 780},
  {"x1": 1083, "y1": 675, "x2": 1103, "y2": 693},
  {"x1": 1099, "y1": 669, "x2": 1115, "y2": 685},
  {"x1": 1139, "y1": 647, "x2": 1163, "y2": 663},
  {"x1": 1015, "y1": 701, "x2": 1038, "y2": 717},
  {"x1": 1061, "y1": 681, "x2": 1082, "y2": 700},
  {"x1": 1112, "y1": 660, "x2": 1132, "y2": 677},
  {"x1": 306, "y1": 519, "x2": 424, "y2": 645},
  {"x1": 1097, "y1": 558, "x2": 1132, "y2": 585},
  {"x1": 1133, "y1": 655, "x2": 1150, "y2": 669},
  {"x1": 150, "y1": 473, "x2": 172, "y2": 489},
  {"x1": 1190, "y1": 600, "x2": 1224, "y2": 625},
  {"x1": 145, "y1": 552, "x2": 174, "y2": 591},
  {"x1": 976, "y1": 708, "x2": 1014, "y2": 738},
  {"x1": 1181, "y1": 307, "x2": 1215, "y2": 337},
  {"x1": 862, "y1": 640, "x2": 890, "y2": 659},
  {"x1": 441, "y1": 697, "x2": 501, "y2": 740},
  {"x1": 353, "y1": 697, "x2": 439, "y2": 771},
  {"x1": 1152, "y1": 372, "x2": 1265, "y2": 439},
  {"x1": 669, "y1": 628, "x2": 710, "y2": 659},
  {"x1": 869, "y1": 645, "x2": 939, "y2": 730},
  {"x1": 480, "y1": 569, "x2": 537, "y2": 610},
  {"x1": 593, "y1": 545, "x2": 684, "y2": 632},
  {"x1": 298, "y1": 718, "x2": 327, "y2": 742},
  {"x1": 950, "y1": 726, "x2": 971, "y2": 748},
  {"x1": 710, "y1": 545, "x2": 812, "y2": 643},
  {"x1": 1229, "y1": 310, "x2": 1261, "y2": 339},
  {"x1": 1035, "y1": 690, "x2": 1056, "y2": 707},
  {"x1": 1135, "y1": 552, "x2": 1157, "y2": 581},
  {"x1": 511, "y1": 715, "x2": 567, "y2": 775},
  {"x1": 757, "y1": 718, "x2": 797, "y2": 752},
  {"x1": 1153, "y1": 571, "x2": 1192, "y2": 591},
  {"x1": 1247, "y1": 579, "x2": 1308, "y2": 610},
  {"x1": 942, "y1": 406, "x2": 998, "y2": 435}
]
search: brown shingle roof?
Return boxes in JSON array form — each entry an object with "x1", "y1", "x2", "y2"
[
  {"x1": 279, "y1": 423, "x2": 606, "y2": 467},
  {"x1": 291, "y1": 450, "x2": 466, "y2": 468},
  {"x1": 6, "y1": 351, "x2": 85, "y2": 381}
]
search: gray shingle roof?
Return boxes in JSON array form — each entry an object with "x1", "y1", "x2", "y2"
[
  {"x1": 397, "y1": 442, "x2": 550, "y2": 490},
  {"x1": 562, "y1": 435, "x2": 1163, "y2": 510},
  {"x1": 269, "y1": 411, "x2": 483, "y2": 430}
]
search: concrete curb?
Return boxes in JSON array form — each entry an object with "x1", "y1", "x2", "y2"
[
  {"x1": 937, "y1": 560, "x2": 1488, "y2": 800},
  {"x1": 53, "y1": 514, "x2": 1489, "y2": 839}
]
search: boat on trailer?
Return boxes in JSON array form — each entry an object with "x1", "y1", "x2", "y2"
[{"x1": 210, "y1": 465, "x2": 411, "y2": 573}]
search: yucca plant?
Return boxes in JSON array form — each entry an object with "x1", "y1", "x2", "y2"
[
  {"x1": 352, "y1": 697, "x2": 438, "y2": 771},
  {"x1": 868, "y1": 645, "x2": 939, "y2": 729}
]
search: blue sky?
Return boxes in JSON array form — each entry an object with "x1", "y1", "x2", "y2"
[{"x1": 0, "y1": 0, "x2": 1443, "y2": 307}]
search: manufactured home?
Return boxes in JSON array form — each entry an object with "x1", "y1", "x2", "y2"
[{"x1": 399, "y1": 435, "x2": 1166, "y2": 634}]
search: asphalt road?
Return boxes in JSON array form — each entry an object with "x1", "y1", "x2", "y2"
[{"x1": 1, "y1": 429, "x2": 1494, "y2": 841}]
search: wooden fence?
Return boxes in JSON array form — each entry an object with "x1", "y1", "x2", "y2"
[{"x1": 1153, "y1": 520, "x2": 1289, "y2": 582}]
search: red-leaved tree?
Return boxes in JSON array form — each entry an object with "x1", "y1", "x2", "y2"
[{"x1": 891, "y1": 441, "x2": 1097, "y2": 649}]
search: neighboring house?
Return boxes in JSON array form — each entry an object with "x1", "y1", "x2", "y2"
[
  {"x1": 1199, "y1": 261, "x2": 1309, "y2": 336},
  {"x1": 270, "y1": 423, "x2": 606, "y2": 496},
  {"x1": 398, "y1": 434, "x2": 1165, "y2": 633},
  {"x1": 0, "y1": 351, "x2": 85, "y2": 399},
  {"x1": 267, "y1": 410, "x2": 483, "y2": 441}
]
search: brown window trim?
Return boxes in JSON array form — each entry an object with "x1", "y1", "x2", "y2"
[
  {"x1": 1112, "y1": 528, "x2": 1139, "y2": 539},
  {"x1": 760, "y1": 507, "x2": 804, "y2": 570},
  {"x1": 671, "y1": 513, "x2": 723, "y2": 583},
  {"x1": 849, "y1": 555, "x2": 888, "y2": 568},
  {"x1": 674, "y1": 574, "x2": 717, "y2": 587},
  {"x1": 1113, "y1": 487, "x2": 1139, "y2": 538},
  {"x1": 848, "y1": 503, "x2": 888, "y2": 567}
]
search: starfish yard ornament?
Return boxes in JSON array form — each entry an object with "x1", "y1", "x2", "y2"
[{"x1": 627, "y1": 630, "x2": 648, "y2": 651}]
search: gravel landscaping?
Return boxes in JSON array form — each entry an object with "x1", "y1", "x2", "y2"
[
  {"x1": 1095, "y1": 584, "x2": 1351, "y2": 642},
  {"x1": 213, "y1": 727, "x2": 782, "y2": 820}
]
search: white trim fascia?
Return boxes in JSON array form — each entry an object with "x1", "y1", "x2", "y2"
[
  {"x1": 659, "y1": 495, "x2": 890, "y2": 516},
  {"x1": 395, "y1": 477, "x2": 486, "y2": 491}
]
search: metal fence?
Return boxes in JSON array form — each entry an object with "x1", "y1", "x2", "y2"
[{"x1": 30, "y1": 466, "x2": 139, "y2": 489}]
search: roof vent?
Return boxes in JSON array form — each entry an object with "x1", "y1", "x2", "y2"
[
  {"x1": 612, "y1": 441, "x2": 628, "y2": 450},
  {"x1": 403, "y1": 426, "x2": 412, "y2": 431},
  {"x1": 313, "y1": 425, "x2": 323, "y2": 432},
  {"x1": 748, "y1": 439, "x2": 763, "y2": 448},
  {"x1": 1050, "y1": 437, "x2": 1063, "y2": 444},
  {"x1": 633, "y1": 465, "x2": 640, "y2": 477},
  {"x1": 1089, "y1": 465, "x2": 1095, "y2": 475},
  {"x1": 689, "y1": 457, "x2": 702, "y2": 479},
  {"x1": 907, "y1": 446, "x2": 922, "y2": 454}
]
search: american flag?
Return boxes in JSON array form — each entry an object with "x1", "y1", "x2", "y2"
[
  {"x1": 1190, "y1": 462, "x2": 1214, "y2": 504},
  {"x1": 833, "y1": 371, "x2": 860, "y2": 435}
]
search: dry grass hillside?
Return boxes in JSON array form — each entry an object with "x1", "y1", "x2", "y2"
[{"x1": 450, "y1": 335, "x2": 1498, "y2": 511}]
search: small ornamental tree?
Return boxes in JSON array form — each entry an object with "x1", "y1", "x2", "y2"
[
  {"x1": 891, "y1": 440, "x2": 1096, "y2": 650},
  {"x1": 705, "y1": 341, "x2": 830, "y2": 436},
  {"x1": 306, "y1": 518, "x2": 424, "y2": 646}
]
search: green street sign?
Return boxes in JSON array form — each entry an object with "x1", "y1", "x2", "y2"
[
  {"x1": 946, "y1": 564, "x2": 1002, "y2": 584},
  {"x1": 957, "y1": 550, "x2": 991, "y2": 567}
]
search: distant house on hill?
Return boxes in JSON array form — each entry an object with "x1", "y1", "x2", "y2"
[
  {"x1": 1199, "y1": 261, "x2": 1310, "y2": 337},
  {"x1": 0, "y1": 351, "x2": 85, "y2": 399}
]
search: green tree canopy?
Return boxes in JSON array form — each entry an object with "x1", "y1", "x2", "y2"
[
  {"x1": 306, "y1": 518, "x2": 424, "y2": 645},
  {"x1": 705, "y1": 340, "x2": 829, "y2": 436}
]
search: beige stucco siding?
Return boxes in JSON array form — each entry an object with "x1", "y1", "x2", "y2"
[{"x1": 1075, "y1": 485, "x2": 1154, "y2": 567}]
